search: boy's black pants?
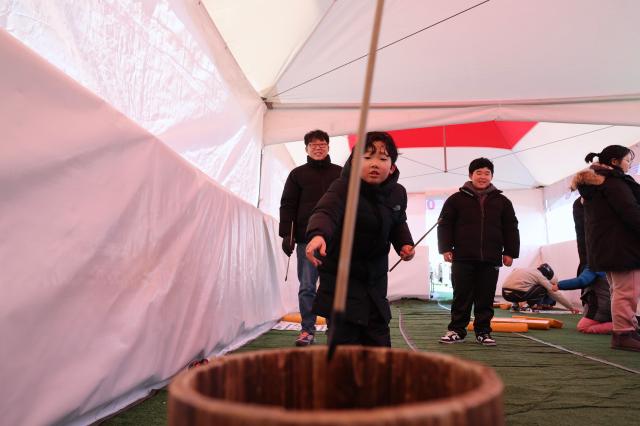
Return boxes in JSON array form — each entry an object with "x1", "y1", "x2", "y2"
[
  {"x1": 327, "y1": 295, "x2": 391, "y2": 347},
  {"x1": 448, "y1": 261, "x2": 499, "y2": 338}
]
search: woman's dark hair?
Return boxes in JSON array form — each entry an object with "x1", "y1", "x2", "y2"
[
  {"x1": 584, "y1": 145, "x2": 634, "y2": 167},
  {"x1": 363, "y1": 131, "x2": 399, "y2": 164}
]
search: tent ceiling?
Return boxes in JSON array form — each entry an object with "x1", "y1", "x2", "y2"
[
  {"x1": 206, "y1": 0, "x2": 640, "y2": 104},
  {"x1": 348, "y1": 121, "x2": 537, "y2": 149},
  {"x1": 281, "y1": 122, "x2": 640, "y2": 192},
  {"x1": 208, "y1": 1, "x2": 640, "y2": 189},
  {"x1": 202, "y1": 0, "x2": 332, "y2": 97}
]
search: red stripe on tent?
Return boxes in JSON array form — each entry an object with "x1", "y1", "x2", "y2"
[{"x1": 348, "y1": 121, "x2": 536, "y2": 150}]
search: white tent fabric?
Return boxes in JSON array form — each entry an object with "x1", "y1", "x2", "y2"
[
  {"x1": 1, "y1": 0, "x2": 264, "y2": 204},
  {"x1": 2, "y1": 0, "x2": 640, "y2": 424},
  {"x1": 0, "y1": 25, "x2": 295, "y2": 426},
  {"x1": 206, "y1": 0, "x2": 640, "y2": 197},
  {"x1": 206, "y1": 0, "x2": 640, "y2": 144},
  {"x1": 390, "y1": 123, "x2": 640, "y2": 192}
]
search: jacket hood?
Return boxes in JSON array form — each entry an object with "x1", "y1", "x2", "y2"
[
  {"x1": 460, "y1": 181, "x2": 500, "y2": 197},
  {"x1": 571, "y1": 163, "x2": 613, "y2": 191}
]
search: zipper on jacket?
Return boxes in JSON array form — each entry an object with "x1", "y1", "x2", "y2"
[{"x1": 479, "y1": 196, "x2": 485, "y2": 262}]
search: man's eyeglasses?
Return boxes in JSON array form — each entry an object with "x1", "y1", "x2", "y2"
[{"x1": 308, "y1": 143, "x2": 328, "y2": 149}]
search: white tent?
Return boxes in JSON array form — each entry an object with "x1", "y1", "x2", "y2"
[
  {"x1": 1, "y1": 1, "x2": 640, "y2": 424},
  {"x1": 206, "y1": 0, "x2": 640, "y2": 195}
]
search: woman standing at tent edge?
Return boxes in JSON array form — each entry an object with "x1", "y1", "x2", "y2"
[{"x1": 572, "y1": 145, "x2": 640, "y2": 352}]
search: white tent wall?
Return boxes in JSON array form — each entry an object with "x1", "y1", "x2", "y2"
[
  {"x1": 0, "y1": 27, "x2": 292, "y2": 426},
  {"x1": 258, "y1": 143, "x2": 296, "y2": 219},
  {"x1": 388, "y1": 193, "x2": 430, "y2": 300},
  {"x1": 258, "y1": 144, "x2": 300, "y2": 312},
  {"x1": 540, "y1": 241, "x2": 582, "y2": 306},
  {"x1": 495, "y1": 189, "x2": 546, "y2": 289},
  {"x1": 0, "y1": 0, "x2": 264, "y2": 204}
]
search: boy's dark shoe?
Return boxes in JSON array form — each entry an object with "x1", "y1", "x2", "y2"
[
  {"x1": 476, "y1": 333, "x2": 497, "y2": 346},
  {"x1": 611, "y1": 331, "x2": 640, "y2": 352},
  {"x1": 187, "y1": 358, "x2": 209, "y2": 369},
  {"x1": 439, "y1": 330, "x2": 465, "y2": 344},
  {"x1": 295, "y1": 331, "x2": 314, "y2": 346}
]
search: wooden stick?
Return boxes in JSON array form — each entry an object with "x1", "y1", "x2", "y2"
[
  {"x1": 284, "y1": 221, "x2": 294, "y2": 282},
  {"x1": 388, "y1": 219, "x2": 441, "y2": 272},
  {"x1": 328, "y1": 0, "x2": 385, "y2": 362}
]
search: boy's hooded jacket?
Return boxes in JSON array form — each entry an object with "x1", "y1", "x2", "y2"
[
  {"x1": 306, "y1": 158, "x2": 413, "y2": 325},
  {"x1": 437, "y1": 182, "x2": 520, "y2": 266},
  {"x1": 572, "y1": 164, "x2": 640, "y2": 271}
]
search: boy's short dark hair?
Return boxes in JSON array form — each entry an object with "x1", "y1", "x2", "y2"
[
  {"x1": 304, "y1": 129, "x2": 330, "y2": 146},
  {"x1": 469, "y1": 157, "x2": 494, "y2": 175},
  {"x1": 537, "y1": 263, "x2": 554, "y2": 280},
  {"x1": 365, "y1": 131, "x2": 399, "y2": 164}
]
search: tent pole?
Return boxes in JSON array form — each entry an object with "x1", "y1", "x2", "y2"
[
  {"x1": 443, "y1": 126, "x2": 448, "y2": 172},
  {"x1": 257, "y1": 147, "x2": 264, "y2": 208}
]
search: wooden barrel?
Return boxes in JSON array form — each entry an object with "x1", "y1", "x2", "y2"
[{"x1": 169, "y1": 346, "x2": 503, "y2": 425}]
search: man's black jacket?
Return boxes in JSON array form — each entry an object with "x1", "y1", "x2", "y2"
[{"x1": 279, "y1": 155, "x2": 342, "y2": 242}]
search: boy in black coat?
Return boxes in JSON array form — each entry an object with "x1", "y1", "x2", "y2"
[
  {"x1": 438, "y1": 157, "x2": 520, "y2": 346},
  {"x1": 305, "y1": 131, "x2": 415, "y2": 347}
]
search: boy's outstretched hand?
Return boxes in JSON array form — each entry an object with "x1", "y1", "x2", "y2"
[
  {"x1": 305, "y1": 235, "x2": 326, "y2": 267},
  {"x1": 399, "y1": 245, "x2": 415, "y2": 261}
]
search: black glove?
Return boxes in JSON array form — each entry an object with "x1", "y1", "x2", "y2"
[{"x1": 282, "y1": 235, "x2": 295, "y2": 257}]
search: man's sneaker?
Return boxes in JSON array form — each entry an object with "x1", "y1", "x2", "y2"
[
  {"x1": 295, "y1": 331, "x2": 314, "y2": 347},
  {"x1": 476, "y1": 333, "x2": 497, "y2": 346},
  {"x1": 439, "y1": 330, "x2": 464, "y2": 344}
]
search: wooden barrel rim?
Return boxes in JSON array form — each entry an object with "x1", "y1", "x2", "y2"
[{"x1": 169, "y1": 346, "x2": 503, "y2": 424}]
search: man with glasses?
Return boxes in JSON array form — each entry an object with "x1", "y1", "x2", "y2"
[{"x1": 279, "y1": 129, "x2": 342, "y2": 346}]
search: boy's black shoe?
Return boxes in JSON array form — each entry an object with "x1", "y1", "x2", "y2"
[
  {"x1": 295, "y1": 331, "x2": 315, "y2": 346},
  {"x1": 476, "y1": 333, "x2": 497, "y2": 346},
  {"x1": 439, "y1": 330, "x2": 465, "y2": 344}
]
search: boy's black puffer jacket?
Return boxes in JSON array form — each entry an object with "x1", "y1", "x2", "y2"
[{"x1": 306, "y1": 160, "x2": 413, "y2": 325}]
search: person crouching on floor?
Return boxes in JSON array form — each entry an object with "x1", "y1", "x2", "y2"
[{"x1": 502, "y1": 263, "x2": 580, "y2": 313}]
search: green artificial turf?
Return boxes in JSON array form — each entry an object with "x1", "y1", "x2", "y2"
[{"x1": 103, "y1": 300, "x2": 640, "y2": 426}]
